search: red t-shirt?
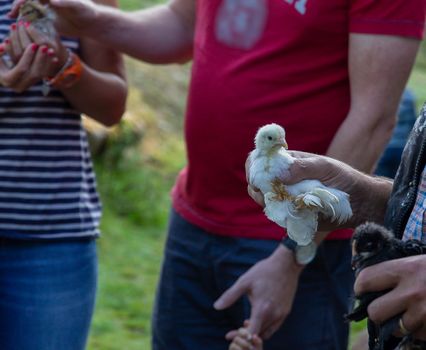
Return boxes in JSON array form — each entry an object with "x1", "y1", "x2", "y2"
[{"x1": 172, "y1": 0, "x2": 425, "y2": 241}]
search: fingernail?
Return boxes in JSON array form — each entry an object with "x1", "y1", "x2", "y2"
[
  {"x1": 31, "y1": 43, "x2": 38, "y2": 52},
  {"x1": 4, "y1": 38, "x2": 10, "y2": 45},
  {"x1": 18, "y1": 20, "x2": 23, "y2": 26},
  {"x1": 52, "y1": 57, "x2": 59, "y2": 64},
  {"x1": 0, "y1": 45, "x2": 4, "y2": 53},
  {"x1": 24, "y1": 22, "x2": 30, "y2": 28},
  {"x1": 47, "y1": 48, "x2": 55, "y2": 57},
  {"x1": 41, "y1": 46, "x2": 48, "y2": 54},
  {"x1": 11, "y1": 23, "x2": 16, "y2": 30}
]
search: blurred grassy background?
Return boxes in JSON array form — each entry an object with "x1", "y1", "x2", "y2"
[{"x1": 86, "y1": 1, "x2": 426, "y2": 348}]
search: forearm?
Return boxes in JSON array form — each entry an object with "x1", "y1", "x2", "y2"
[
  {"x1": 59, "y1": 63, "x2": 127, "y2": 126},
  {"x1": 86, "y1": 3, "x2": 194, "y2": 63},
  {"x1": 326, "y1": 108, "x2": 396, "y2": 173},
  {"x1": 327, "y1": 34, "x2": 420, "y2": 173}
]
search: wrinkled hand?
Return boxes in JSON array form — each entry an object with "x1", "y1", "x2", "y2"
[
  {"x1": 246, "y1": 151, "x2": 391, "y2": 228},
  {"x1": 214, "y1": 245, "x2": 302, "y2": 340},
  {"x1": 355, "y1": 255, "x2": 426, "y2": 340},
  {"x1": 9, "y1": 0, "x2": 97, "y2": 37}
]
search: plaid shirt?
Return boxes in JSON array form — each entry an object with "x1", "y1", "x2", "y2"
[{"x1": 403, "y1": 166, "x2": 426, "y2": 242}]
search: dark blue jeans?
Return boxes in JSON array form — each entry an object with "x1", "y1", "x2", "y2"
[
  {"x1": 0, "y1": 238, "x2": 97, "y2": 350},
  {"x1": 152, "y1": 210, "x2": 354, "y2": 350}
]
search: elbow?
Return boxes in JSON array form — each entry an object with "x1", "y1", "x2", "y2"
[
  {"x1": 98, "y1": 84, "x2": 128, "y2": 127},
  {"x1": 102, "y1": 103, "x2": 126, "y2": 127},
  {"x1": 377, "y1": 111, "x2": 398, "y2": 141}
]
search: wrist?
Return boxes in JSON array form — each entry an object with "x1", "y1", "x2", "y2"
[
  {"x1": 43, "y1": 49, "x2": 83, "y2": 93},
  {"x1": 355, "y1": 174, "x2": 392, "y2": 226},
  {"x1": 273, "y1": 244, "x2": 305, "y2": 275}
]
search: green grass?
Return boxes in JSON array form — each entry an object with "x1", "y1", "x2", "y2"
[
  {"x1": 119, "y1": 0, "x2": 165, "y2": 11},
  {"x1": 87, "y1": 206, "x2": 165, "y2": 350},
  {"x1": 86, "y1": 2, "x2": 426, "y2": 348},
  {"x1": 409, "y1": 52, "x2": 426, "y2": 109}
]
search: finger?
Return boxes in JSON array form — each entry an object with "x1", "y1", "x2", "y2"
[
  {"x1": 231, "y1": 336, "x2": 253, "y2": 348},
  {"x1": 354, "y1": 260, "x2": 401, "y2": 296},
  {"x1": 8, "y1": 0, "x2": 26, "y2": 18},
  {"x1": 49, "y1": 0, "x2": 83, "y2": 10},
  {"x1": 30, "y1": 45, "x2": 52, "y2": 77},
  {"x1": 26, "y1": 25, "x2": 68, "y2": 67},
  {"x1": 225, "y1": 330, "x2": 239, "y2": 341},
  {"x1": 252, "y1": 335, "x2": 263, "y2": 348},
  {"x1": 9, "y1": 22, "x2": 23, "y2": 61},
  {"x1": 247, "y1": 185, "x2": 265, "y2": 207},
  {"x1": 3, "y1": 37, "x2": 12, "y2": 58},
  {"x1": 402, "y1": 310, "x2": 424, "y2": 337},
  {"x1": 5, "y1": 43, "x2": 37, "y2": 91},
  {"x1": 246, "y1": 303, "x2": 267, "y2": 336},
  {"x1": 214, "y1": 280, "x2": 247, "y2": 310},
  {"x1": 366, "y1": 288, "x2": 408, "y2": 324},
  {"x1": 17, "y1": 20, "x2": 32, "y2": 50},
  {"x1": 229, "y1": 343, "x2": 243, "y2": 350},
  {"x1": 237, "y1": 327, "x2": 253, "y2": 340},
  {"x1": 282, "y1": 157, "x2": 316, "y2": 184},
  {"x1": 26, "y1": 24, "x2": 54, "y2": 48}
]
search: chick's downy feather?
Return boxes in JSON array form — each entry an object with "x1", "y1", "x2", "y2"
[
  {"x1": 347, "y1": 222, "x2": 426, "y2": 350},
  {"x1": 249, "y1": 123, "x2": 352, "y2": 246}
]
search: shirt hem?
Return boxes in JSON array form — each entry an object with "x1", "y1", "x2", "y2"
[
  {"x1": 172, "y1": 188, "x2": 352, "y2": 241},
  {"x1": 0, "y1": 230, "x2": 100, "y2": 241}
]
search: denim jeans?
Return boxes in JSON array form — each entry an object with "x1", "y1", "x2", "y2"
[
  {"x1": 152, "y1": 210, "x2": 354, "y2": 350},
  {"x1": 0, "y1": 238, "x2": 97, "y2": 350}
]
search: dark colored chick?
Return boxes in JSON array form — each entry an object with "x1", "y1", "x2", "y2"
[{"x1": 346, "y1": 222, "x2": 426, "y2": 350}]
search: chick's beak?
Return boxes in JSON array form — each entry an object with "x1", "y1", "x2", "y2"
[
  {"x1": 351, "y1": 255, "x2": 362, "y2": 270},
  {"x1": 281, "y1": 139, "x2": 288, "y2": 149}
]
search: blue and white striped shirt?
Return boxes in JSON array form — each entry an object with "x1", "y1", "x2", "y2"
[{"x1": 0, "y1": 0, "x2": 101, "y2": 239}]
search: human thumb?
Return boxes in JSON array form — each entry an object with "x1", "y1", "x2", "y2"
[{"x1": 246, "y1": 303, "x2": 263, "y2": 336}]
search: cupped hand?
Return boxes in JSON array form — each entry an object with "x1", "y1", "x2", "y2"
[
  {"x1": 355, "y1": 255, "x2": 426, "y2": 340},
  {"x1": 246, "y1": 151, "x2": 392, "y2": 228},
  {"x1": 0, "y1": 42, "x2": 60, "y2": 92},
  {"x1": 5, "y1": 20, "x2": 67, "y2": 64}
]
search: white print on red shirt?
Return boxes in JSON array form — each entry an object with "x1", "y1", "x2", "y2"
[
  {"x1": 215, "y1": 0, "x2": 267, "y2": 50},
  {"x1": 284, "y1": 0, "x2": 308, "y2": 15}
]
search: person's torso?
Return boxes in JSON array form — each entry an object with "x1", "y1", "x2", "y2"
[
  {"x1": 173, "y1": 0, "x2": 352, "y2": 239},
  {"x1": 0, "y1": 1, "x2": 101, "y2": 239}
]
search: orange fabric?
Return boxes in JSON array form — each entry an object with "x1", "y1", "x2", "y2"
[{"x1": 48, "y1": 53, "x2": 82, "y2": 88}]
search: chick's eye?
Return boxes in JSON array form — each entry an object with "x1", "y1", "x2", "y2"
[{"x1": 267, "y1": 136, "x2": 273, "y2": 141}]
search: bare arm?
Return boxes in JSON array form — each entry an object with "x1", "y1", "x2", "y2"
[
  {"x1": 43, "y1": 0, "x2": 196, "y2": 63},
  {"x1": 60, "y1": 40, "x2": 127, "y2": 126},
  {"x1": 326, "y1": 34, "x2": 420, "y2": 173},
  {"x1": 54, "y1": 0, "x2": 127, "y2": 125}
]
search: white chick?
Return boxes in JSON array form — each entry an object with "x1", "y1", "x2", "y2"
[{"x1": 248, "y1": 123, "x2": 352, "y2": 246}]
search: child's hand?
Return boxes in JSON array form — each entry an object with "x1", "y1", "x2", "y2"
[{"x1": 229, "y1": 326, "x2": 263, "y2": 350}]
